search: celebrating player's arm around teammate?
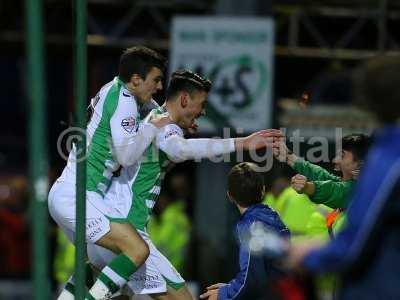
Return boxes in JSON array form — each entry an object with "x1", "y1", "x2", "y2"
[
  {"x1": 48, "y1": 46, "x2": 172, "y2": 300},
  {"x1": 87, "y1": 70, "x2": 283, "y2": 300}
]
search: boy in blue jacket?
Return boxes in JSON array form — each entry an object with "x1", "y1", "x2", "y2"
[{"x1": 200, "y1": 162, "x2": 290, "y2": 300}]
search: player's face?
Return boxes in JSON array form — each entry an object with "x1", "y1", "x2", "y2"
[
  {"x1": 135, "y1": 67, "x2": 163, "y2": 103},
  {"x1": 180, "y1": 90, "x2": 208, "y2": 129},
  {"x1": 333, "y1": 150, "x2": 359, "y2": 179}
]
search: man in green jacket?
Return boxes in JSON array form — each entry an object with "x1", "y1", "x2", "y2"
[{"x1": 274, "y1": 134, "x2": 371, "y2": 210}]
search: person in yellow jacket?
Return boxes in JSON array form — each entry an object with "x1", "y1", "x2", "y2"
[
  {"x1": 54, "y1": 228, "x2": 75, "y2": 289},
  {"x1": 147, "y1": 196, "x2": 191, "y2": 273},
  {"x1": 264, "y1": 178, "x2": 328, "y2": 237}
]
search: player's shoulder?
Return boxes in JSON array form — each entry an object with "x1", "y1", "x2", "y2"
[{"x1": 160, "y1": 123, "x2": 184, "y2": 140}]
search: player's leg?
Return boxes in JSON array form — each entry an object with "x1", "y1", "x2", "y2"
[
  {"x1": 49, "y1": 183, "x2": 149, "y2": 299},
  {"x1": 57, "y1": 261, "x2": 95, "y2": 300},
  {"x1": 86, "y1": 221, "x2": 149, "y2": 299},
  {"x1": 83, "y1": 192, "x2": 150, "y2": 300},
  {"x1": 122, "y1": 234, "x2": 190, "y2": 300}
]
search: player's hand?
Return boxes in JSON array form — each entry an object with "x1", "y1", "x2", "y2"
[
  {"x1": 272, "y1": 139, "x2": 289, "y2": 162},
  {"x1": 285, "y1": 239, "x2": 324, "y2": 269},
  {"x1": 236, "y1": 129, "x2": 283, "y2": 151},
  {"x1": 291, "y1": 174, "x2": 307, "y2": 193},
  {"x1": 200, "y1": 285, "x2": 220, "y2": 299},
  {"x1": 206, "y1": 283, "x2": 226, "y2": 290},
  {"x1": 149, "y1": 113, "x2": 172, "y2": 128}
]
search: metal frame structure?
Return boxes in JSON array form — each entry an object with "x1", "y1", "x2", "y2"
[
  {"x1": 274, "y1": 2, "x2": 400, "y2": 59},
  {"x1": 7, "y1": 1, "x2": 400, "y2": 58}
]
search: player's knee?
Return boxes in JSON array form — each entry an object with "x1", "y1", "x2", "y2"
[
  {"x1": 125, "y1": 239, "x2": 149, "y2": 265},
  {"x1": 115, "y1": 233, "x2": 149, "y2": 265}
]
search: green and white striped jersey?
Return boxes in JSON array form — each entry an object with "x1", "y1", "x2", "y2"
[
  {"x1": 103, "y1": 107, "x2": 235, "y2": 231},
  {"x1": 58, "y1": 77, "x2": 158, "y2": 197},
  {"x1": 105, "y1": 107, "x2": 183, "y2": 231}
]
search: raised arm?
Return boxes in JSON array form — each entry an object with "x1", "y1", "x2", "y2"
[
  {"x1": 157, "y1": 126, "x2": 282, "y2": 162},
  {"x1": 291, "y1": 174, "x2": 353, "y2": 209},
  {"x1": 274, "y1": 141, "x2": 340, "y2": 182}
]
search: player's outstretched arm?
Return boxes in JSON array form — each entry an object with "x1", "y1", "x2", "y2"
[
  {"x1": 157, "y1": 127, "x2": 282, "y2": 162},
  {"x1": 274, "y1": 140, "x2": 339, "y2": 182}
]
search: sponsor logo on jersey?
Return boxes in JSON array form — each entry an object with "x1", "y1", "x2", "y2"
[
  {"x1": 121, "y1": 116, "x2": 137, "y2": 133},
  {"x1": 122, "y1": 91, "x2": 131, "y2": 98}
]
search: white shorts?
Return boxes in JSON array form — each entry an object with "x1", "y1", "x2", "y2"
[
  {"x1": 48, "y1": 180, "x2": 117, "y2": 243},
  {"x1": 87, "y1": 231, "x2": 185, "y2": 295}
]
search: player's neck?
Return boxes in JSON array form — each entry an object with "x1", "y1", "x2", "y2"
[
  {"x1": 237, "y1": 204, "x2": 248, "y2": 215},
  {"x1": 125, "y1": 82, "x2": 145, "y2": 105},
  {"x1": 164, "y1": 101, "x2": 181, "y2": 125}
]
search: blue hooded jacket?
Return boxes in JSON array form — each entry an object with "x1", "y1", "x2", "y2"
[{"x1": 218, "y1": 203, "x2": 290, "y2": 300}]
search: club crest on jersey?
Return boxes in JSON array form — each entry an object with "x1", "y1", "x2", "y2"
[
  {"x1": 164, "y1": 129, "x2": 180, "y2": 139},
  {"x1": 121, "y1": 117, "x2": 137, "y2": 133}
]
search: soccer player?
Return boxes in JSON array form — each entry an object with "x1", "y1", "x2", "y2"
[
  {"x1": 200, "y1": 162, "x2": 290, "y2": 300},
  {"x1": 87, "y1": 70, "x2": 283, "y2": 300},
  {"x1": 48, "y1": 46, "x2": 172, "y2": 300}
]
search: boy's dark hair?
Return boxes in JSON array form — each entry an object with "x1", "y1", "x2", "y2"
[
  {"x1": 342, "y1": 134, "x2": 371, "y2": 162},
  {"x1": 228, "y1": 162, "x2": 265, "y2": 207},
  {"x1": 166, "y1": 69, "x2": 212, "y2": 100},
  {"x1": 118, "y1": 46, "x2": 166, "y2": 83},
  {"x1": 353, "y1": 56, "x2": 400, "y2": 123}
]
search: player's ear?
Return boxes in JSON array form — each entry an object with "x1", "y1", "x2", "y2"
[
  {"x1": 227, "y1": 191, "x2": 234, "y2": 203},
  {"x1": 180, "y1": 91, "x2": 189, "y2": 108},
  {"x1": 130, "y1": 74, "x2": 143, "y2": 88}
]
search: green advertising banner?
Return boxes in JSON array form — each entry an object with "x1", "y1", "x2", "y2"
[{"x1": 170, "y1": 17, "x2": 275, "y2": 133}]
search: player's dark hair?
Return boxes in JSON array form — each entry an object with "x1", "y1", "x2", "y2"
[
  {"x1": 166, "y1": 69, "x2": 212, "y2": 100},
  {"x1": 353, "y1": 55, "x2": 400, "y2": 123},
  {"x1": 118, "y1": 46, "x2": 166, "y2": 83},
  {"x1": 342, "y1": 134, "x2": 371, "y2": 162},
  {"x1": 228, "y1": 162, "x2": 265, "y2": 207}
]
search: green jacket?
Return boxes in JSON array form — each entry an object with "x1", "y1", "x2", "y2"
[{"x1": 293, "y1": 159, "x2": 355, "y2": 209}]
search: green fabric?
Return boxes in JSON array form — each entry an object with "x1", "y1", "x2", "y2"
[
  {"x1": 108, "y1": 254, "x2": 138, "y2": 281},
  {"x1": 293, "y1": 159, "x2": 354, "y2": 209},
  {"x1": 162, "y1": 275, "x2": 185, "y2": 290},
  {"x1": 293, "y1": 159, "x2": 340, "y2": 182},
  {"x1": 148, "y1": 201, "x2": 191, "y2": 272},
  {"x1": 97, "y1": 272, "x2": 119, "y2": 294},
  {"x1": 313, "y1": 180, "x2": 354, "y2": 209},
  {"x1": 87, "y1": 79, "x2": 121, "y2": 196},
  {"x1": 85, "y1": 292, "x2": 96, "y2": 300},
  {"x1": 127, "y1": 108, "x2": 170, "y2": 231},
  {"x1": 65, "y1": 282, "x2": 75, "y2": 295}
]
